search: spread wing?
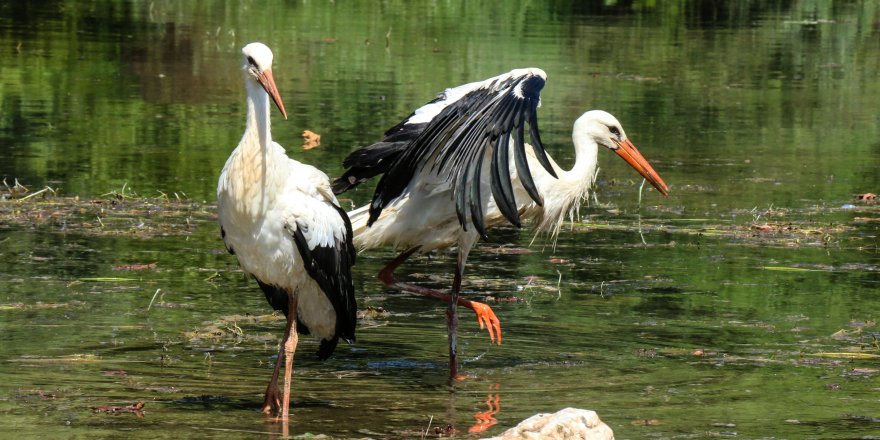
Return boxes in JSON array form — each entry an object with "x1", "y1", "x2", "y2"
[{"x1": 332, "y1": 68, "x2": 556, "y2": 239}]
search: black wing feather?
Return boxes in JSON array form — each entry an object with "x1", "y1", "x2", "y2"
[
  {"x1": 331, "y1": 122, "x2": 427, "y2": 195},
  {"x1": 526, "y1": 105, "x2": 554, "y2": 174},
  {"x1": 512, "y1": 119, "x2": 543, "y2": 207},
  {"x1": 469, "y1": 146, "x2": 488, "y2": 239},
  {"x1": 490, "y1": 133, "x2": 520, "y2": 227},
  {"x1": 289, "y1": 204, "x2": 357, "y2": 360}
]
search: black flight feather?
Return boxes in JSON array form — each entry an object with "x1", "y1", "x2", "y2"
[
  {"x1": 288, "y1": 205, "x2": 357, "y2": 360},
  {"x1": 490, "y1": 133, "x2": 520, "y2": 226},
  {"x1": 513, "y1": 120, "x2": 543, "y2": 207},
  {"x1": 469, "y1": 148, "x2": 488, "y2": 239},
  {"x1": 526, "y1": 107, "x2": 556, "y2": 179}
]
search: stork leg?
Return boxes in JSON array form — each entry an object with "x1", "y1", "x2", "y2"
[
  {"x1": 280, "y1": 292, "x2": 299, "y2": 421},
  {"x1": 446, "y1": 251, "x2": 465, "y2": 379},
  {"x1": 261, "y1": 342, "x2": 284, "y2": 414},
  {"x1": 377, "y1": 246, "x2": 502, "y2": 346}
]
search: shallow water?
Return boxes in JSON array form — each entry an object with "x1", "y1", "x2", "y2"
[{"x1": 1, "y1": 1, "x2": 879, "y2": 438}]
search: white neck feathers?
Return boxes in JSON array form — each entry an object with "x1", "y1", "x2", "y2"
[{"x1": 244, "y1": 80, "x2": 272, "y2": 152}]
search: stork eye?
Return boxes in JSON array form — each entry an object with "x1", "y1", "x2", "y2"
[
  {"x1": 247, "y1": 56, "x2": 256, "y2": 66},
  {"x1": 609, "y1": 126, "x2": 621, "y2": 137}
]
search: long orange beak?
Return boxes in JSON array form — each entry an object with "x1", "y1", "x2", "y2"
[
  {"x1": 613, "y1": 138, "x2": 669, "y2": 196},
  {"x1": 257, "y1": 68, "x2": 288, "y2": 119}
]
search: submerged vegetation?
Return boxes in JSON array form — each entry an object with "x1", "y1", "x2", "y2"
[
  {"x1": 0, "y1": 180, "x2": 214, "y2": 238},
  {"x1": 3, "y1": 179, "x2": 876, "y2": 251}
]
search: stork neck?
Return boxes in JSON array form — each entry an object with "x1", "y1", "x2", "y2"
[
  {"x1": 567, "y1": 129, "x2": 599, "y2": 183},
  {"x1": 244, "y1": 81, "x2": 273, "y2": 152}
]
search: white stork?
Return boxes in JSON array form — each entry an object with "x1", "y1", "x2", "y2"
[
  {"x1": 332, "y1": 68, "x2": 668, "y2": 378},
  {"x1": 217, "y1": 42, "x2": 356, "y2": 420}
]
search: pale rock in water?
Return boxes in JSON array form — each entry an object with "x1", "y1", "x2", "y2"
[{"x1": 484, "y1": 407, "x2": 614, "y2": 440}]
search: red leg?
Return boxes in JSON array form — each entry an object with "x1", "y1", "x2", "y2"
[
  {"x1": 261, "y1": 343, "x2": 284, "y2": 415},
  {"x1": 377, "y1": 246, "x2": 421, "y2": 285},
  {"x1": 378, "y1": 247, "x2": 502, "y2": 345},
  {"x1": 446, "y1": 253, "x2": 464, "y2": 379},
  {"x1": 279, "y1": 294, "x2": 299, "y2": 421}
]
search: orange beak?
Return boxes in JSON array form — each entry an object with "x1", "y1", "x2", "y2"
[
  {"x1": 613, "y1": 138, "x2": 669, "y2": 196},
  {"x1": 257, "y1": 68, "x2": 288, "y2": 119}
]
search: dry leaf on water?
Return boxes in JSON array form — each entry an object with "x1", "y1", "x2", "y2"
[{"x1": 302, "y1": 130, "x2": 321, "y2": 150}]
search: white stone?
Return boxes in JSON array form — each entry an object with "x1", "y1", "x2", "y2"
[{"x1": 484, "y1": 407, "x2": 614, "y2": 440}]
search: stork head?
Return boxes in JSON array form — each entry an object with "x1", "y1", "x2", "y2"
[
  {"x1": 576, "y1": 110, "x2": 669, "y2": 196},
  {"x1": 241, "y1": 42, "x2": 288, "y2": 119}
]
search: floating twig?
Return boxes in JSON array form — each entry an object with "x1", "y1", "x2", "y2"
[
  {"x1": 147, "y1": 288, "x2": 162, "y2": 311},
  {"x1": 556, "y1": 269, "x2": 563, "y2": 301},
  {"x1": 637, "y1": 179, "x2": 647, "y2": 246},
  {"x1": 17, "y1": 186, "x2": 56, "y2": 201},
  {"x1": 422, "y1": 415, "x2": 433, "y2": 440}
]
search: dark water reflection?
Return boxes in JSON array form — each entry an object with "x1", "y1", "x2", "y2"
[{"x1": 2, "y1": 1, "x2": 879, "y2": 438}]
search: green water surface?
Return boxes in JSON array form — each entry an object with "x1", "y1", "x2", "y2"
[{"x1": 1, "y1": 1, "x2": 879, "y2": 438}]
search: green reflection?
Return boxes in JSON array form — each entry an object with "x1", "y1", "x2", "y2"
[{"x1": 1, "y1": 1, "x2": 879, "y2": 438}]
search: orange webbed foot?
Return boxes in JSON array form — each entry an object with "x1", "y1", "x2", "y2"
[{"x1": 469, "y1": 301, "x2": 502, "y2": 345}]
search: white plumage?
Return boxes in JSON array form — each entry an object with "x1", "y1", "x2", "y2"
[
  {"x1": 217, "y1": 42, "x2": 356, "y2": 421},
  {"x1": 333, "y1": 68, "x2": 668, "y2": 378}
]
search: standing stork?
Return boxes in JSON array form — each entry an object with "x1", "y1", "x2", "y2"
[
  {"x1": 217, "y1": 42, "x2": 356, "y2": 420},
  {"x1": 332, "y1": 68, "x2": 668, "y2": 378}
]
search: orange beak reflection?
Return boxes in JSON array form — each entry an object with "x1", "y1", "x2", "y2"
[
  {"x1": 257, "y1": 68, "x2": 288, "y2": 119},
  {"x1": 613, "y1": 138, "x2": 669, "y2": 196}
]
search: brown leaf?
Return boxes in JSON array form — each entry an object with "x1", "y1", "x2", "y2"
[{"x1": 302, "y1": 130, "x2": 321, "y2": 150}]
